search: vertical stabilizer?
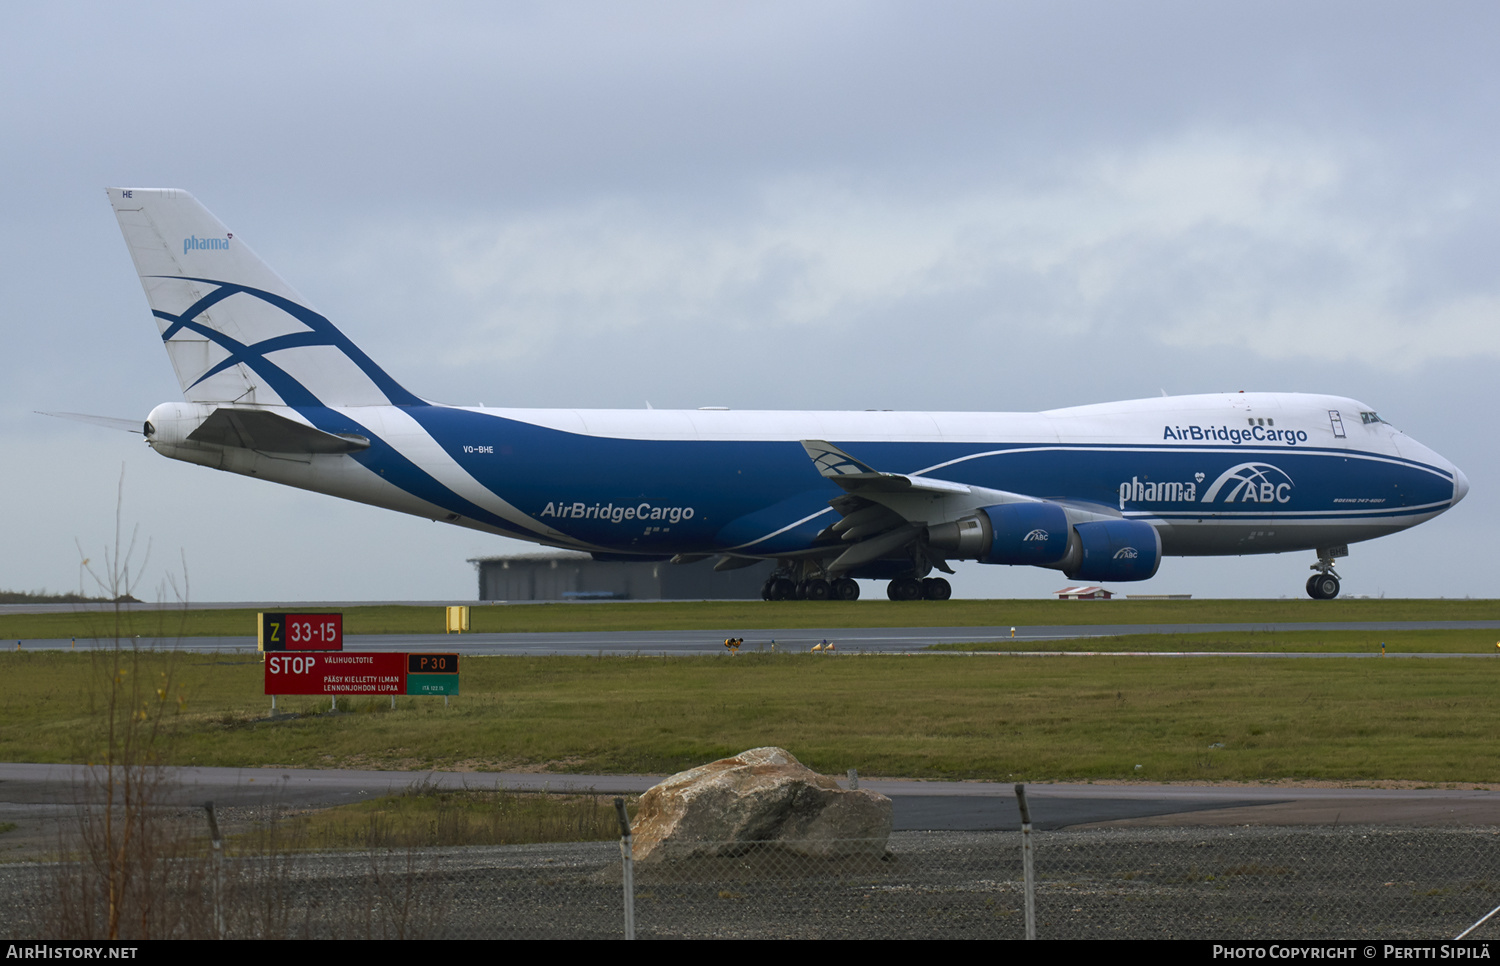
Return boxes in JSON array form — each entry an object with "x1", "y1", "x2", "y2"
[{"x1": 107, "y1": 188, "x2": 421, "y2": 408}]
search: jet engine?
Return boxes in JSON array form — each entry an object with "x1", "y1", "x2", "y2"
[
  {"x1": 1064, "y1": 519, "x2": 1162, "y2": 581},
  {"x1": 926, "y1": 502, "x2": 1071, "y2": 566},
  {"x1": 927, "y1": 504, "x2": 1161, "y2": 580}
]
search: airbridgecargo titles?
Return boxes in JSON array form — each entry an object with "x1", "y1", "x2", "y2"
[
  {"x1": 99, "y1": 188, "x2": 1469, "y2": 602},
  {"x1": 1163, "y1": 424, "x2": 1309, "y2": 445},
  {"x1": 540, "y1": 501, "x2": 696, "y2": 524}
]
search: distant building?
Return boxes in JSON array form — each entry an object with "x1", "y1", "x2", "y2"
[
  {"x1": 1055, "y1": 585, "x2": 1114, "y2": 600},
  {"x1": 470, "y1": 553, "x2": 775, "y2": 601}
]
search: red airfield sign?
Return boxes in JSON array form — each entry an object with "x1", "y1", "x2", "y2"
[
  {"x1": 259, "y1": 612, "x2": 343, "y2": 651},
  {"x1": 264, "y1": 652, "x2": 405, "y2": 695}
]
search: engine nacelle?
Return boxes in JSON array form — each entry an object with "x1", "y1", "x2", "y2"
[
  {"x1": 1064, "y1": 519, "x2": 1162, "y2": 582},
  {"x1": 927, "y1": 501, "x2": 1071, "y2": 566}
]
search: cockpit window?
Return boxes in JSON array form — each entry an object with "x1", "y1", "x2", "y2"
[{"x1": 1360, "y1": 411, "x2": 1384, "y2": 425}]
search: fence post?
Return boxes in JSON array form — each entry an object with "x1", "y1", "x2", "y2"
[
  {"x1": 1015, "y1": 783, "x2": 1035, "y2": 940},
  {"x1": 614, "y1": 797, "x2": 635, "y2": 940},
  {"x1": 203, "y1": 801, "x2": 226, "y2": 940}
]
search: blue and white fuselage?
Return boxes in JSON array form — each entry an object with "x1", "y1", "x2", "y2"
[{"x1": 111, "y1": 188, "x2": 1467, "y2": 601}]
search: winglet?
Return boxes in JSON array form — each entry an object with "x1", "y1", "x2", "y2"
[
  {"x1": 800, "y1": 440, "x2": 972, "y2": 494},
  {"x1": 801, "y1": 440, "x2": 880, "y2": 478}
]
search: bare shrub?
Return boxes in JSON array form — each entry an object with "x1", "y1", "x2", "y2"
[{"x1": 36, "y1": 471, "x2": 444, "y2": 939}]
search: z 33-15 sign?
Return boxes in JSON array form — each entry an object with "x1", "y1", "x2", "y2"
[{"x1": 259, "y1": 612, "x2": 343, "y2": 651}]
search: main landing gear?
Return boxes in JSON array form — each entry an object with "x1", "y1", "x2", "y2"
[
  {"x1": 886, "y1": 576, "x2": 952, "y2": 601},
  {"x1": 760, "y1": 572, "x2": 953, "y2": 601},
  {"x1": 761, "y1": 576, "x2": 861, "y2": 601},
  {"x1": 1305, "y1": 546, "x2": 1347, "y2": 600}
]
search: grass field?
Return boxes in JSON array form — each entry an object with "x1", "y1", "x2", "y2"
[
  {"x1": 264, "y1": 787, "x2": 625, "y2": 849},
  {"x1": 4, "y1": 647, "x2": 1499, "y2": 784},
  {"x1": 932, "y1": 629, "x2": 1500, "y2": 653},
  {"x1": 3, "y1": 597, "x2": 1499, "y2": 642}
]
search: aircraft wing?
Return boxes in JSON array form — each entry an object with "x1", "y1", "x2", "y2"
[
  {"x1": 185, "y1": 407, "x2": 370, "y2": 455},
  {"x1": 802, "y1": 439, "x2": 1013, "y2": 575},
  {"x1": 800, "y1": 439, "x2": 1123, "y2": 578}
]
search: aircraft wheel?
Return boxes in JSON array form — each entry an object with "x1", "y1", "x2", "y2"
[
  {"x1": 833, "y1": 577, "x2": 860, "y2": 601},
  {"x1": 922, "y1": 577, "x2": 952, "y2": 600},
  {"x1": 804, "y1": 578, "x2": 831, "y2": 601},
  {"x1": 761, "y1": 579, "x2": 776, "y2": 601},
  {"x1": 771, "y1": 577, "x2": 797, "y2": 601},
  {"x1": 1308, "y1": 574, "x2": 1340, "y2": 600},
  {"x1": 890, "y1": 576, "x2": 923, "y2": 601}
]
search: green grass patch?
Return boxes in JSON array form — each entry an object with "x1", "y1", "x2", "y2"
[
  {"x1": 5, "y1": 648, "x2": 1500, "y2": 784},
  {"x1": 260, "y1": 786, "x2": 625, "y2": 850},
  {"x1": 929, "y1": 629, "x2": 1500, "y2": 653},
  {"x1": 4, "y1": 598, "x2": 1500, "y2": 641}
]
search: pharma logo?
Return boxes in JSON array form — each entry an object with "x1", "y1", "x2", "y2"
[
  {"x1": 1023, "y1": 529, "x2": 1050, "y2": 542},
  {"x1": 1200, "y1": 462, "x2": 1294, "y2": 504},
  {"x1": 183, "y1": 234, "x2": 231, "y2": 254},
  {"x1": 1118, "y1": 476, "x2": 1198, "y2": 506}
]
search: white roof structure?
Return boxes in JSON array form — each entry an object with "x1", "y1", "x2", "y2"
[{"x1": 1055, "y1": 585, "x2": 1113, "y2": 599}]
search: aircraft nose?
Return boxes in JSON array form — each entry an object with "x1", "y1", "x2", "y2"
[{"x1": 1452, "y1": 465, "x2": 1470, "y2": 506}]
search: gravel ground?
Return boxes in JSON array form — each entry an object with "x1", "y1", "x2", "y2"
[{"x1": 6, "y1": 826, "x2": 1500, "y2": 940}]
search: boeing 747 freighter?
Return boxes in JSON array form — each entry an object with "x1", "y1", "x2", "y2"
[{"x1": 98, "y1": 189, "x2": 1468, "y2": 600}]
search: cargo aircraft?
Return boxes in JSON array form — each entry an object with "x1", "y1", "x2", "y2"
[{"x1": 94, "y1": 188, "x2": 1468, "y2": 601}]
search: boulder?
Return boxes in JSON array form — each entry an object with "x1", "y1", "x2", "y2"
[{"x1": 631, "y1": 747, "x2": 892, "y2": 861}]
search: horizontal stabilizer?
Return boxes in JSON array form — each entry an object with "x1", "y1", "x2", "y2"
[
  {"x1": 185, "y1": 407, "x2": 369, "y2": 454},
  {"x1": 37, "y1": 411, "x2": 145, "y2": 434}
]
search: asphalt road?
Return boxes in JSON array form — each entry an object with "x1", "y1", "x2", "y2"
[
  {"x1": 5, "y1": 761, "x2": 1500, "y2": 862},
  {"x1": 12, "y1": 620, "x2": 1500, "y2": 655}
]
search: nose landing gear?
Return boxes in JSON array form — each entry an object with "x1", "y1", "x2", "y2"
[{"x1": 1306, "y1": 546, "x2": 1347, "y2": 600}]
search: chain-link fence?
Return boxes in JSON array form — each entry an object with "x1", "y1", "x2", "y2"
[{"x1": 8, "y1": 825, "x2": 1500, "y2": 939}]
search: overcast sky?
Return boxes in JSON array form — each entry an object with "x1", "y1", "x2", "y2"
[{"x1": 2, "y1": 1, "x2": 1494, "y2": 602}]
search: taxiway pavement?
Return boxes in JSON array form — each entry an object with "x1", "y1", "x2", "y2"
[
  {"x1": 11, "y1": 620, "x2": 1500, "y2": 655},
  {"x1": 5, "y1": 762, "x2": 1498, "y2": 861}
]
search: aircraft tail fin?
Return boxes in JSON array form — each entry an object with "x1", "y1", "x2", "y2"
[{"x1": 106, "y1": 188, "x2": 422, "y2": 408}]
